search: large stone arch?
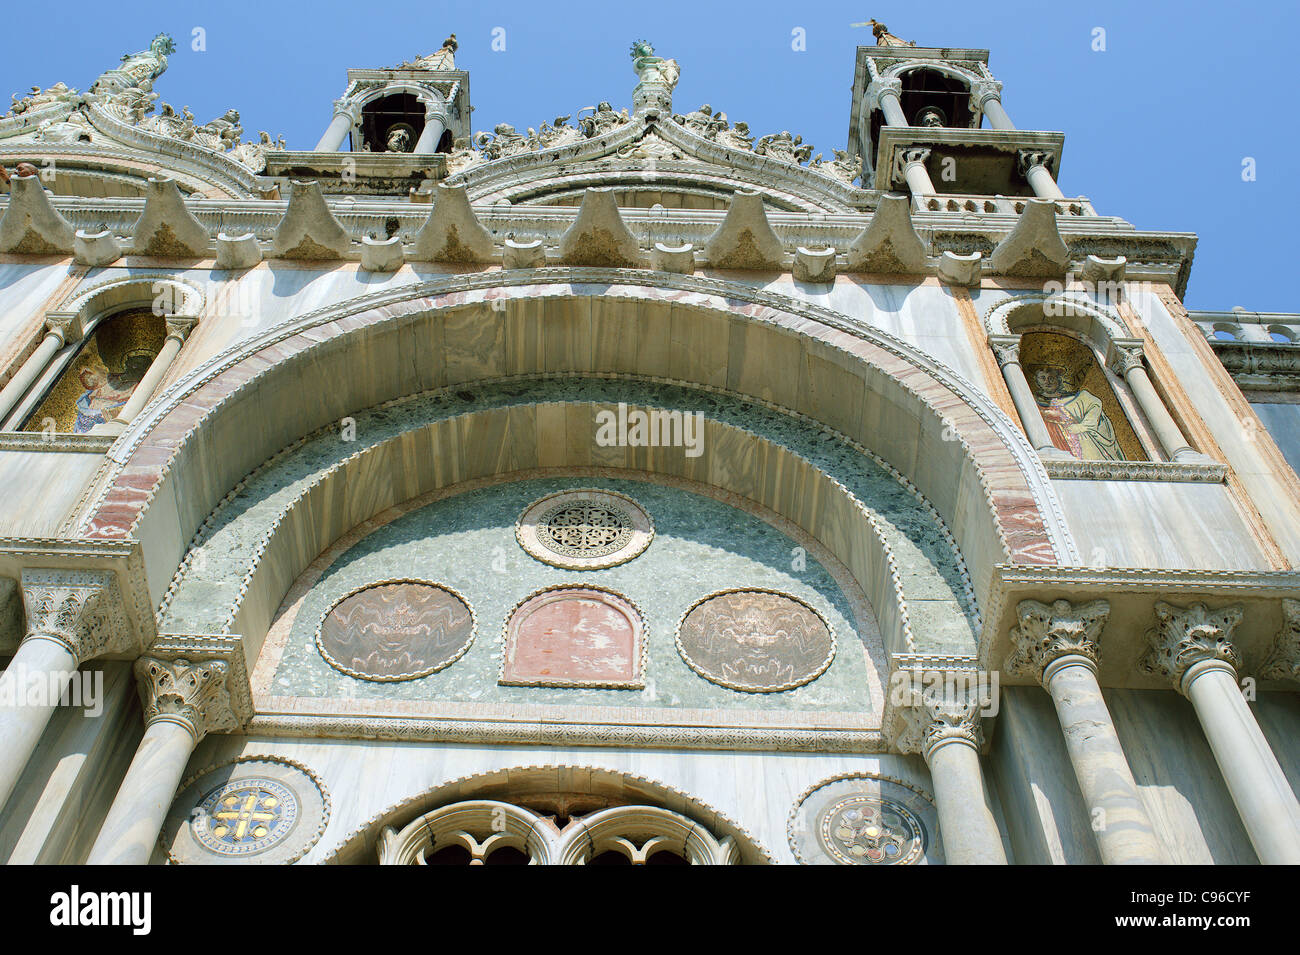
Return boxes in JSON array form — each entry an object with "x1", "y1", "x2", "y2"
[{"x1": 74, "y1": 271, "x2": 1077, "y2": 623}]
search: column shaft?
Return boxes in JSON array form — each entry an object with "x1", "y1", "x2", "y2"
[
  {"x1": 878, "y1": 90, "x2": 908, "y2": 127},
  {"x1": 902, "y1": 159, "x2": 936, "y2": 197},
  {"x1": 314, "y1": 111, "x2": 354, "y2": 152},
  {"x1": 0, "y1": 331, "x2": 63, "y2": 426},
  {"x1": 1123, "y1": 364, "x2": 1196, "y2": 461},
  {"x1": 1043, "y1": 656, "x2": 1163, "y2": 864},
  {"x1": 0, "y1": 637, "x2": 78, "y2": 812},
  {"x1": 927, "y1": 739, "x2": 1009, "y2": 864},
  {"x1": 413, "y1": 115, "x2": 447, "y2": 155},
  {"x1": 981, "y1": 98, "x2": 1015, "y2": 130},
  {"x1": 86, "y1": 718, "x2": 195, "y2": 864},
  {"x1": 1183, "y1": 662, "x2": 1300, "y2": 865},
  {"x1": 1025, "y1": 162, "x2": 1066, "y2": 200},
  {"x1": 999, "y1": 358, "x2": 1061, "y2": 454}
]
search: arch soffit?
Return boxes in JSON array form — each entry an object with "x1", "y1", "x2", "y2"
[
  {"x1": 75, "y1": 272, "x2": 1076, "y2": 603},
  {"x1": 59, "y1": 272, "x2": 205, "y2": 333},
  {"x1": 320, "y1": 764, "x2": 774, "y2": 865},
  {"x1": 984, "y1": 292, "x2": 1133, "y2": 353},
  {"x1": 881, "y1": 61, "x2": 982, "y2": 88}
]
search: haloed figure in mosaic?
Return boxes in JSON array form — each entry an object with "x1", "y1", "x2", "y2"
[{"x1": 1029, "y1": 362, "x2": 1125, "y2": 461}]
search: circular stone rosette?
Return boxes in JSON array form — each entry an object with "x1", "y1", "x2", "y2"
[
  {"x1": 787, "y1": 773, "x2": 942, "y2": 866},
  {"x1": 162, "y1": 756, "x2": 330, "y2": 865},
  {"x1": 500, "y1": 584, "x2": 647, "y2": 688},
  {"x1": 515, "y1": 488, "x2": 654, "y2": 570},
  {"x1": 675, "y1": 588, "x2": 836, "y2": 692},
  {"x1": 314, "y1": 579, "x2": 476, "y2": 682}
]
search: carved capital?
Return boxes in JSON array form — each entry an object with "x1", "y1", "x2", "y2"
[
  {"x1": 864, "y1": 76, "x2": 903, "y2": 109},
  {"x1": 892, "y1": 146, "x2": 931, "y2": 183},
  {"x1": 1260, "y1": 599, "x2": 1300, "y2": 684},
  {"x1": 1107, "y1": 342, "x2": 1145, "y2": 377},
  {"x1": 988, "y1": 334, "x2": 1021, "y2": 367},
  {"x1": 134, "y1": 656, "x2": 237, "y2": 741},
  {"x1": 891, "y1": 684, "x2": 987, "y2": 760},
  {"x1": 1016, "y1": 149, "x2": 1054, "y2": 178},
  {"x1": 968, "y1": 79, "x2": 1004, "y2": 112},
  {"x1": 43, "y1": 312, "x2": 79, "y2": 346},
  {"x1": 1140, "y1": 601, "x2": 1244, "y2": 691},
  {"x1": 19, "y1": 569, "x2": 130, "y2": 664},
  {"x1": 164, "y1": 315, "x2": 196, "y2": 342},
  {"x1": 331, "y1": 97, "x2": 362, "y2": 123},
  {"x1": 1006, "y1": 598, "x2": 1110, "y2": 682}
]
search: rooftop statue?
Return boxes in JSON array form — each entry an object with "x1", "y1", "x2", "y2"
[
  {"x1": 400, "y1": 34, "x2": 458, "y2": 71},
  {"x1": 630, "y1": 40, "x2": 679, "y2": 113},
  {"x1": 91, "y1": 32, "x2": 176, "y2": 96},
  {"x1": 853, "y1": 19, "x2": 916, "y2": 47}
]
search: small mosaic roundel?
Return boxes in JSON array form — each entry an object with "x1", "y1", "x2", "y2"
[
  {"x1": 788, "y1": 774, "x2": 942, "y2": 866},
  {"x1": 316, "y1": 580, "x2": 476, "y2": 682},
  {"x1": 501, "y1": 585, "x2": 646, "y2": 688},
  {"x1": 163, "y1": 757, "x2": 330, "y2": 865},
  {"x1": 516, "y1": 489, "x2": 653, "y2": 570},
  {"x1": 676, "y1": 589, "x2": 835, "y2": 692}
]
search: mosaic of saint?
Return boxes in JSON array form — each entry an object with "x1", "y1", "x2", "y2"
[
  {"x1": 1020, "y1": 331, "x2": 1145, "y2": 461},
  {"x1": 501, "y1": 586, "x2": 644, "y2": 688},
  {"x1": 24, "y1": 309, "x2": 165, "y2": 433},
  {"x1": 316, "y1": 581, "x2": 476, "y2": 681},
  {"x1": 676, "y1": 589, "x2": 835, "y2": 692}
]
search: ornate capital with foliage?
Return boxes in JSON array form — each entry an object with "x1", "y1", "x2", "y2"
[
  {"x1": 1140, "y1": 601, "x2": 1244, "y2": 691},
  {"x1": 891, "y1": 686, "x2": 986, "y2": 760},
  {"x1": 969, "y1": 79, "x2": 1004, "y2": 112},
  {"x1": 1006, "y1": 598, "x2": 1111, "y2": 682},
  {"x1": 1016, "y1": 149, "x2": 1055, "y2": 178},
  {"x1": 135, "y1": 656, "x2": 237, "y2": 741},
  {"x1": 864, "y1": 76, "x2": 903, "y2": 109},
  {"x1": 19, "y1": 569, "x2": 130, "y2": 664},
  {"x1": 988, "y1": 334, "x2": 1021, "y2": 368},
  {"x1": 1108, "y1": 343, "x2": 1146, "y2": 378},
  {"x1": 1260, "y1": 599, "x2": 1300, "y2": 684}
]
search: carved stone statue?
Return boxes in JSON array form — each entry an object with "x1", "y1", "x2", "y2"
[
  {"x1": 811, "y1": 148, "x2": 862, "y2": 185},
  {"x1": 198, "y1": 108, "x2": 243, "y2": 148},
  {"x1": 674, "y1": 104, "x2": 728, "y2": 139},
  {"x1": 6, "y1": 82, "x2": 77, "y2": 117},
  {"x1": 91, "y1": 32, "x2": 176, "y2": 96},
  {"x1": 385, "y1": 123, "x2": 415, "y2": 153},
  {"x1": 32, "y1": 111, "x2": 93, "y2": 144},
  {"x1": 864, "y1": 19, "x2": 916, "y2": 47},
  {"x1": 579, "y1": 102, "x2": 629, "y2": 138},
  {"x1": 755, "y1": 130, "x2": 814, "y2": 165},
  {"x1": 630, "y1": 39, "x2": 679, "y2": 113},
  {"x1": 401, "y1": 33, "x2": 458, "y2": 71},
  {"x1": 472, "y1": 122, "x2": 530, "y2": 160}
]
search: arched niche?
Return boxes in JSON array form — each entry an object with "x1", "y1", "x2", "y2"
[
  {"x1": 325, "y1": 764, "x2": 772, "y2": 864},
  {"x1": 74, "y1": 273, "x2": 1076, "y2": 620}
]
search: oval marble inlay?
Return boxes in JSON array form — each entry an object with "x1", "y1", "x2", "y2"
[
  {"x1": 675, "y1": 589, "x2": 835, "y2": 692},
  {"x1": 516, "y1": 489, "x2": 653, "y2": 570},
  {"x1": 500, "y1": 585, "x2": 646, "y2": 688},
  {"x1": 315, "y1": 580, "x2": 476, "y2": 682}
]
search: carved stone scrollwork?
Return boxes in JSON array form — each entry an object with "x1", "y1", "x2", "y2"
[
  {"x1": 891, "y1": 685, "x2": 986, "y2": 760},
  {"x1": 134, "y1": 656, "x2": 238, "y2": 741},
  {"x1": 1016, "y1": 149, "x2": 1055, "y2": 179},
  {"x1": 1006, "y1": 598, "x2": 1110, "y2": 681},
  {"x1": 1260, "y1": 599, "x2": 1300, "y2": 684},
  {"x1": 1140, "y1": 601, "x2": 1245, "y2": 691},
  {"x1": 19, "y1": 569, "x2": 131, "y2": 664}
]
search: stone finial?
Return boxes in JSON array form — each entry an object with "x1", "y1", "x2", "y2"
[
  {"x1": 130, "y1": 177, "x2": 210, "y2": 256},
  {"x1": 74, "y1": 228, "x2": 121, "y2": 267},
  {"x1": 272, "y1": 180, "x2": 351, "y2": 260},
  {"x1": 938, "y1": 250, "x2": 982, "y2": 286},
  {"x1": 650, "y1": 241, "x2": 694, "y2": 274},
  {"x1": 19, "y1": 569, "x2": 131, "y2": 664},
  {"x1": 1006, "y1": 598, "x2": 1111, "y2": 682},
  {"x1": 558, "y1": 188, "x2": 643, "y2": 268},
  {"x1": 987, "y1": 198, "x2": 1069, "y2": 278},
  {"x1": 134, "y1": 656, "x2": 238, "y2": 742},
  {"x1": 215, "y1": 231, "x2": 262, "y2": 270},
  {"x1": 1260, "y1": 599, "x2": 1300, "y2": 684},
  {"x1": 793, "y1": 246, "x2": 836, "y2": 283},
  {"x1": 845, "y1": 194, "x2": 926, "y2": 273},
  {"x1": 360, "y1": 234, "x2": 403, "y2": 272},
  {"x1": 410, "y1": 184, "x2": 495, "y2": 264},
  {"x1": 703, "y1": 190, "x2": 783, "y2": 270},
  {"x1": 891, "y1": 686, "x2": 986, "y2": 760},
  {"x1": 0, "y1": 174, "x2": 75, "y2": 254},
  {"x1": 503, "y1": 236, "x2": 546, "y2": 269},
  {"x1": 1141, "y1": 601, "x2": 1245, "y2": 692}
]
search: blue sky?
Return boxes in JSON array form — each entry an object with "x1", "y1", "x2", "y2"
[{"x1": 4, "y1": 0, "x2": 1294, "y2": 311}]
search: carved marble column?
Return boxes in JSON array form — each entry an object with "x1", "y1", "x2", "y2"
[
  {"x1": 0, "y1": 570, "x2": 128, "y2": 814},
  {"x1": 1008, "y1": 599, "x2": 1164, "y2": 864},
  {"x1": 1142, "y1": 601, "x2": 1300, "y2": 864},
  {"x1": 413, "y1": 97, "x2": 449, "y2": 155},
  {"x1": 892, "y1": 686, "x2": 1008, "y2": 864},
  {"x1": 989, "y1": 335, "x2": 1068, "y2": 457},
  {"x1": 92, "y1": 316, "x2": 195, "y2": 436},
  {"x1": 865, "y1": 76, "x2": 908, "y2": 127},
  {"x1": 87, "y1": 657, "x2": 235, "y2": 865},
  {"x1": 1017, "y1": 149, "x2": 1065, "y2": 200},
  {"x1": 970, "y1": 79, "x2": 1014, "y2": 130},
  {"x1": 314, "y1": 97, "x2": 361, "y2": 152},
  {"x1": 0, "y1": 317, "x2": 71, "y2": 428},
  {"x1": 1108, "y1": 342, "x2": 1200, "y2": 462}
]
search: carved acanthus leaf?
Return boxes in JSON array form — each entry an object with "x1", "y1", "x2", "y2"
[
  {"x1": 1140, "y1": 601, "x2": 1244, "y2": 690},
  {"x1": 1006, "y1": 598, "x2": 1110, "y2": 681}
]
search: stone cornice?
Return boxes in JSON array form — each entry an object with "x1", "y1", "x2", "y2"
[
  {"x1": 1041, "y1": 458, "x2": 1228, "y2": 483},
  {"x1": 0, "y1": 431, "x2": 115, "y2": 453}
]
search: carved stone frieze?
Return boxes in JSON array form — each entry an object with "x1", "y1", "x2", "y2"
[
  {"x1": 19, "y1": 569, "x2": 131, "y2": 664},
  {"x1": 1006, "y1": 598, "x2": 1110, "y2": 681},
  {"x1": 135, "y1": 656, "x2": 238, "y2": 740},
  {"x1": 1140, "y1": 601, "x2": 1245, "y2": 690}
]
